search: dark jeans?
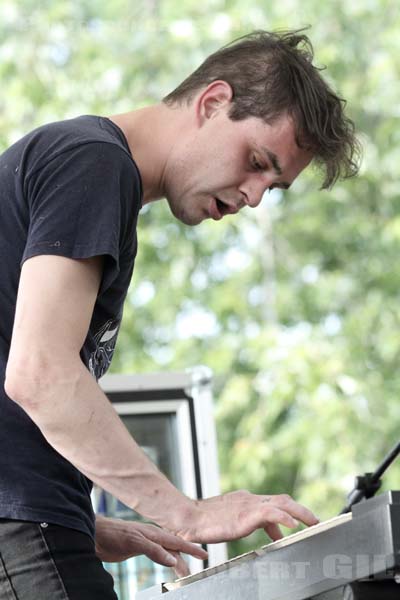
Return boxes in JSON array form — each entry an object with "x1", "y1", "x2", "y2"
[{"x1": 0, "y1": 519, "x2": 118, "y2": 600}]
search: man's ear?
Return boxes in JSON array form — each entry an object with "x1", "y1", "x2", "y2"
[{"x1": 195, "y1": 80, "x2": 233, "y2": 125}]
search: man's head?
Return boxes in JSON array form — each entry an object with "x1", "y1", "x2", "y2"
[
  {"x1": 163, "y1": 29, "x2": 360, "y2": 193},
  {"x1": 159, "y1": 88, "x2": 313, "y2": 225}
]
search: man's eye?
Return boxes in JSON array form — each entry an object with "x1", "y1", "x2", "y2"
[{"x1": 252, "y1": 156, "x2": 265, "y2": 171}]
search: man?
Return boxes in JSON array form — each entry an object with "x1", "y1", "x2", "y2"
[{"x1": 0, "y1": 30, "x2": 359, "y2": 599}]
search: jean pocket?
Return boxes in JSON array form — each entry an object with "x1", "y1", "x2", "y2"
[{"x1": 0, "y1": 553, "x2": 17, "y2": 600}]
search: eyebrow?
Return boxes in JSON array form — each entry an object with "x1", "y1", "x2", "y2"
[{"x1": 261, "y1": 147, "x2": 291, "y2": 189}]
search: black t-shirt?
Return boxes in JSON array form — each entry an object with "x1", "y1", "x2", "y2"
[{"x1": 0, "y1": 115, "x2": 142, "y2": 539}]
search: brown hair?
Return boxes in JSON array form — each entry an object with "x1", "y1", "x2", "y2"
[{"x1": 163, "y1": 30, "x2": 361, "y2": 189}]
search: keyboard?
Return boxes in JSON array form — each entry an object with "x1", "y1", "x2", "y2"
[{"x1": 137, "y1": 491, "x2": 400, "y2": 600}]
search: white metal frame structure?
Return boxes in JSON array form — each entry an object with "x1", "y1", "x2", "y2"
[{"x1": 96, "y1": 367, "x2": 227, "y2": 594}]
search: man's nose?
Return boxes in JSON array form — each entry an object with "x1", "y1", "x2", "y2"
[{"x1": 241, "y1": 177, "x2": 272, "y2": 208}]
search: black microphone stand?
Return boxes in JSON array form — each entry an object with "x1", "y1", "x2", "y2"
[{"x1": 339, "y1": 440, "x2": 400, "y2": 514}]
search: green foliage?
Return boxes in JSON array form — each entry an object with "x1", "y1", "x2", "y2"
[{"x1": 2, "y1": 0, "x2": 400, "y2": 558}]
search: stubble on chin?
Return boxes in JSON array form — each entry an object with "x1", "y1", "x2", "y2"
[
  {"x1": 166, "y1": 195, "x2": 205, "y2": 227},
  {"x1": 178, "y1": 209, "x2": 203, "y2": 227}
]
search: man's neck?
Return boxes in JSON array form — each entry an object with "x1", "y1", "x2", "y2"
[{"x1": 107, "y1": 103, "x2": 187, "y2": 205}]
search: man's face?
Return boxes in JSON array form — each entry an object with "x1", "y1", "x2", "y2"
[{"x1": 163, "y1": 106, "x2": 313, "y2": 226}]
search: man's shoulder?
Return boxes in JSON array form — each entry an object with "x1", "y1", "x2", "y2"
[
  {"x1": 26, "y1": 114, "x2": 131, "y2": 161},
  {"x1": 1, "y1": 114, "x2": 137, "y2": 186}
]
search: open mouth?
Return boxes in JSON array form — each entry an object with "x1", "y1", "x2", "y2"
[
  {"x1": 215, "y1": 197, "x2": 231, "y2": 217},
  {"x1": 209, "y1": 197, "x2": 238, "y2": 220}
]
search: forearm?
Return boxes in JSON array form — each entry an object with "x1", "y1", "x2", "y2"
[
  {"x1": 6, "y1": 361, "x2": 193, "y2": 530},
  {"x1": 6, "y1": 361, "x2": 319, "y2": 547}
]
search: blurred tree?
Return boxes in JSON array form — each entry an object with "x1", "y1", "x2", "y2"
[{"x1": 1, "y1": 0, "x2": 399, "y2": 558}]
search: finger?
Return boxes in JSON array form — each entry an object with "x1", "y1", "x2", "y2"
[
  {"x1": 264, "y1": 495, "x2": 319, "y2": 526},
  {"x1": 166, "y1": 543, "x2": 208, "y2": 561},
  {"x1": 166, "y1": 540, "x2": 207, "y2": 560},
  {"x1": 138, "y1": 538, "x2": 181, "y2": 569},
  {"x1": 259, "y1": 506, "x2": 300, "y2": 529},
  {"x1": 264, "y1": 522, "x2": 283, "y2": 541},
  {"x1": 169, "y1": 551, "x2": 190, "y2": 579},
  {"x1": 230, "y1": 506, "x2": 299, "y2": 540},
  {"x1": 147, "y1": 528, "x2": 208, "y2": 560}
]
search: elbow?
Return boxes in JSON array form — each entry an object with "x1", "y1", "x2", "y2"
[
  {"x1": 5, "y1": 364, "x2": 27, "y2": 403},
  {"x1": 4, "y1": 365, "x2": 43, "y2": 411},
  {"x1": 3, "y1": 374, "x2": 19, "y2": 403},
  {"x1": 4, "y1": 359, "x2": 83, "y2": 416}
]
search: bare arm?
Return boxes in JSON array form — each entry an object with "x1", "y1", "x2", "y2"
[
  {"x1": 5, "y1": 255, "x2": 318, "y2": 544},
  {"x1": 5, "y1": 255, "x2": 192, "y2": 530}
]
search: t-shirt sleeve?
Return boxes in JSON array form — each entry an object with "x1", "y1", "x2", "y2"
[{"x1": 22, "y1": 141, "x2": 133, "y2": 294}]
